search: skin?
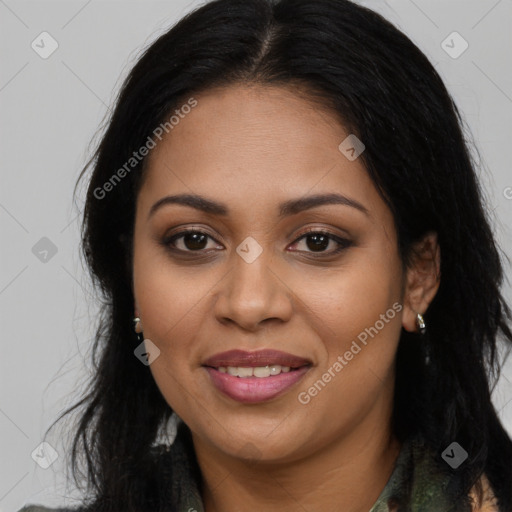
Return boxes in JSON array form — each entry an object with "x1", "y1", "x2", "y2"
[{"x1": 132, "y1": 83, "x2": 441, "y2": 512}]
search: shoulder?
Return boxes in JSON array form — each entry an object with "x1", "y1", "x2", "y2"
[{"x1": 469, "y1": 474, "x2": 500, "y2": 512}]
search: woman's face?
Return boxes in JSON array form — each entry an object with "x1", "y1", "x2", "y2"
[{"x1": 132, "y1": 84, "x2": 407, "y2": 463}]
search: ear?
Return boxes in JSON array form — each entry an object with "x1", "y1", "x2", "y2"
[{"x1": 402, "y1": 231, "x2": 441, "y2": 333}]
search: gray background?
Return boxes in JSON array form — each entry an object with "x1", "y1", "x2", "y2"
[{"x1": 1, "y1": 0, "x2": 511, "y2": 510}]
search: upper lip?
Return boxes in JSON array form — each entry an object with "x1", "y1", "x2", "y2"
[{"x1": 202, "y1": 349, "x2": 312, "y2": 368}]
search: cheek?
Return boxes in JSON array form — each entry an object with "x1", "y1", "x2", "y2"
[
  {"x1": 133, "y1": 242, "x2": 212, "y2": 346},
  {"x1": 297, "y1": 244, "x2": 403, "y2": 355},
  {"x1": 133, "y1": 267, "x2": 205, "y2": 417},
  {"x1": 132, "y1": 245, "x2": 222, "y2": 414},
  {"x1": 292, "y1": 251, "x2": 403, "y2": 434}
]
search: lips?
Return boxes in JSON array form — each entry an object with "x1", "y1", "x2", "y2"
[
  {"x1": 204, "y1": 365, "x2": 310, "y2": 403},
  {"x1": 202, "y1": 349, "x2": 312, "y2": 369}
]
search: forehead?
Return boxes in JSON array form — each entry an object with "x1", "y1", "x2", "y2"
[{"x1": 139, "y1": 83, "x2": 385, "y2": 221}]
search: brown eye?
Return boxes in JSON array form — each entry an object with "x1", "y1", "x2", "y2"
[
  {"x1": 164, "y1": 230, "x2": 220, "y2": 252},
  {"x1": 162, "y1": 228, "x2": 352, "y2": 258},
  {"x1": 303, "y1": 233, "x2": 331, "y2": 252},
  {"x1": 291, "y1": 230, "x2": 352, "y2": 256},
  {"x1": 179, "y1": 232, "x2": 208, "y2": 250}
]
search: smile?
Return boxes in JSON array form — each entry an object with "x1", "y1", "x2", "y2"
[
  {"x1": 215, "y1": 364, "x2": 292, "y2": 377},
  {"x1": 204, "y1": 365, "x2": 311, "y2": 403}
]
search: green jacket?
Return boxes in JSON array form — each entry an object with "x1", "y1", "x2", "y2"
[{"x1": 17, "y1": 422, "x2": 487, "y2": 512}]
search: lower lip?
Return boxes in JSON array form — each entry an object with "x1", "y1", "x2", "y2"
[{"x1": 204, "y1": 366, "x2": 310, "y2": 404}]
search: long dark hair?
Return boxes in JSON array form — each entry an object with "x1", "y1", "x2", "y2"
[{"x1": 46, "y1": 0, "x2": 512, "y2": 510}]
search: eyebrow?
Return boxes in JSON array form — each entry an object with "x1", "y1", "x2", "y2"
[{"x1": 147, "y1": 192, "x2": 370, "y2": 220}]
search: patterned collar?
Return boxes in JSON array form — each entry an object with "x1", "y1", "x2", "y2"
[{"x1": 158, "y1": 421, "x2": 471, "y2": 512}]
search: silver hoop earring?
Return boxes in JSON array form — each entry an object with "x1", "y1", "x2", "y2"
[{"x1": 416, "y1": 313, "x2": 426, "y2": 335}]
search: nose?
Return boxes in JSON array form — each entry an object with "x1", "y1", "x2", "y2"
[{"x1": 213, "y1": 247, "x2": 293, "y2": 332}]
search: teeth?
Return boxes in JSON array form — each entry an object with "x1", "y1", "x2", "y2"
[
  {"x1": 217, "y1": 365, "x2": 292, "y2": 377},
  {"x1": 238, "y1": 367, "x2": 254, "y2": 378}
]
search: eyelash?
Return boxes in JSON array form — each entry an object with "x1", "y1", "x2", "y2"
[{"x1": 162, "y1": 227, "x2": 352, "y2": 258}]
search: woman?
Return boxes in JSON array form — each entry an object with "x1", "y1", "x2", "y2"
[{"x1": 18, "y1": 0, "x2": 512, "y2": 510}]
